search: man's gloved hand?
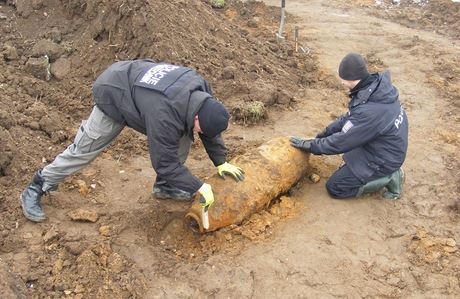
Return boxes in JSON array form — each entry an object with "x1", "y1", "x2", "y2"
[
  {"x1": 217, "y1": 162, "x2": 245, "y2": 181},
  {"x1": 198, "y1": 183, "x2": 214, "y2": 208},
  {"x1": 290, "y1": 137, "x2": 313, "y2": 153},
  {"x1": 316, "y1": 128, "x2": 328, "y2": 138}
]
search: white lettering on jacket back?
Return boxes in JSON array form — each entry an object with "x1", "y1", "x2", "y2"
[{"x1": 139, "y1": 64, "x2": 180, "y2": 86}]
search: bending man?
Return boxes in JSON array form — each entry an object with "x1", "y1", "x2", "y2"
[{"x1": 21, "y1": 59, "x2": 244, "y2": 222}]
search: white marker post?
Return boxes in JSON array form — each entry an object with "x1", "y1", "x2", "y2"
[{"x1": 276, "y1": 0, "x2": 286, "y2": 42}]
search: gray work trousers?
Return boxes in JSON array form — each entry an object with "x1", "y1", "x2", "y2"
[{"x1": 41, "y1": 105, "x2": 191, "y2": 191}]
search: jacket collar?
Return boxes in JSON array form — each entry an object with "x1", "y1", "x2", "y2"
[{"x1": 348, "y1": 73, "x2": 379, "y2": 108}]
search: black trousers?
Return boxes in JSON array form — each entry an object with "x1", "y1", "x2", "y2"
[{"x1": 326, "y1": 164, "x2": 388, "y2": 199}]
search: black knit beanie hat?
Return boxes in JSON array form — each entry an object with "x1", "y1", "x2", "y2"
[
  {"x1": 338, "y1": 53, "x2": 369, "y2": 81},
  {"x1": 198, "y1": 98, "x2": 229, "y2": 138}
]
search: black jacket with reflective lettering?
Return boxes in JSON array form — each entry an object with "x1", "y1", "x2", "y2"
[
  {"x1": 310, "y1": 72, "x2": 409, "y2": 181},
  {"x1": 92, "y1": 60, "x2": 227, "y2": 193}
]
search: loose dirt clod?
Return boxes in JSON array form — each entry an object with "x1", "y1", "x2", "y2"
[{"x1": 68, "y1": 209, "x2": 99, "y2": 223}]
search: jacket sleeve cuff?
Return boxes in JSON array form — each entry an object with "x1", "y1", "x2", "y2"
[
  {"x1": 212, "y1": 156, "x2": 226, "y2": 167},
  {"x1": 309, "y1": 139, "x2": 323, "y2": 155}
]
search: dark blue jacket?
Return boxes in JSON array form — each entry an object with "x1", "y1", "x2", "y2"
[
  {"x1": 92, "y1": 60, "x2": 227, "y2": 193},
  {"x1": 310, "y1": 72, "x2": 408, "y2": 181}
]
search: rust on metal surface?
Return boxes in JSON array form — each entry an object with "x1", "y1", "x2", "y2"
[{"x1": 185, "y1": 137, "x2": 310, "y2": 233}]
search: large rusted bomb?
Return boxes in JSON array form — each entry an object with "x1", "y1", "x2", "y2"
[{"x1": 185, "y1": 137, "x2": 310, "y2": 232}]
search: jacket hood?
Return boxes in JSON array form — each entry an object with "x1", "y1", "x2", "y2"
[{"x1": 350, "y1": 71, "x2": 399, "y2": 108}]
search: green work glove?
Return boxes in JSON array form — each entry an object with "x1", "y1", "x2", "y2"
[
  {"x1": 290, "y1": 137, "x2": 313, "y2": 153},
  {"x1": 217, "y1": 162, "x2": 245, "y2": 182},
  {"x1": 198, "y1": 183, "x2": 214, "y2": 208}
]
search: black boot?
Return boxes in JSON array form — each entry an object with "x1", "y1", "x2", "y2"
[
  {"x1": 20, "y1": 170, "x2": 47, "y2": 222},
  {"x1": 152, "y1": 179, "x2": 193, "y2": 201}
]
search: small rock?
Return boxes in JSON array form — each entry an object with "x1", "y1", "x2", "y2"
[
  {"x1": 247, "y1": 17, "x2": 260, "y2": 28},
  {"x1": 108, "y1": 253, "x2": 125, "y2": 274},
  {"x1": 68, "y1": 209, "x2": 99, "y2": 223},
  {"x1": 45, "y1": 27, "x2": 62, "y2": 43},
  {"x1": 62, "y1": 260, "x2": 71, "y2": 267},
  {"x1": 222, "y1": 66, "x2": 236, "y2": 80},
  {"x1": 248, "y1": 72, "x2": 259, "y2": 81},
  {"x1": 99, "y1": 225, "x2": 111, "y2": 236},
  {"x1": 445, "y1": 238, "x2": 456, "y2": 247},
  {"x1": 444, "y1": 246, "x2": 458, "y2": 253},
  {"x1": 0, "y1": 111, "x2": 15, "y2": 129},
  {"x1": 2, "y1": 44, "x2": 19, "y2": 61},
  {"x1": 39, "y1": 115, "x2": 60, "y2": 135},
  {"x1": 421, "y1": 238, "x2": 436, "y2": 248},
  {"x1": 28, "y1": 121, "x2": 40, "y2": 130},
  {"x1": 262, "y1": 64, "x2": 274, "y2": 74},
  {"x1": 25, "y1": 272, "x2": 39, "y2": 282},
  {"x1": 54, "y1": 282, "x2": 68, "y2": 292},
  {"x1": 50, "y1": 58, "x2": 71, "y2": 80},
  {"x1": 74, "y1": 284, "x2": 85, "y2": 294},
  {"x1": 309, "y1": 173, "x2": 321, "y2": 183},
  {"x1": 0, "y1": 13, "x2": 7, "y2": 20},
  {"x1": 65, "y1": 242, "x2": 84, "y2": 256},
  {"x1": 417, "y1": 229, "x2": 428, "y2": 239},
  {"x1": 52, "y1": 259, "x2": 63, "y2": 274},
  {"x1": 76, "y1": 180, "x2": 89, "y2": 197},
  {"x1": 276, "y1": 90, "x2": 293, "y2": 105},
  {"x1": 43, "y1": 227, "x2": 59, "y2": 244},
  {"x1": 31, "y1": 39, "x2": 64, "y2": 62},
  {"x1": 25, "y1": 56, "x2": 51, "y2": 81},
  {"x1": 269, "y1": 44, "x2": 280, "y2": 53}
]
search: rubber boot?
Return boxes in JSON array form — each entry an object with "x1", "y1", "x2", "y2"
[
  {"x1": 356, "y1": 175, "x2": 392, "y2": 197},
  {"x1": 152, "y1": 179, "x2": 193, "y2": 201},
  {"x1": 20, "y1": 170, "x2": 47, "y2": 222},
  {"x1": 383, "y1": 168, "x2": 405, "y2": 200}
]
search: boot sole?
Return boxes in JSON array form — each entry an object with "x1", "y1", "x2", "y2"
[
  {"x1": 20, "y1": 195, "x2": 46, "y2": 222},
  {"x1": 152, "y1": 192, "x2": 193, "y2": 202}
]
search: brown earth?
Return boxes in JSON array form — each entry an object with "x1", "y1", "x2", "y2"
[{"x1": 1, "y1": 0, "x2": 459, "y2": 298}]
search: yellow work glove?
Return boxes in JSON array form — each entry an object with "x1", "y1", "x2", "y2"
[
  {"x1": 217, "y1": 162, "x2": 245, "y2": 182},
  {"x1": 198, "y1": 183, "x2": 214, "y2": 208}
]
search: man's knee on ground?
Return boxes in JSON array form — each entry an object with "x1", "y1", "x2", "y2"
[{"x1": 325, "y1": 178, "x2": 354, "y2": 199}]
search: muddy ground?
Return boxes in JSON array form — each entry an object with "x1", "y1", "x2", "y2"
[{"x1": 1, "y1": 0, "x2": 459, "y2": 298}]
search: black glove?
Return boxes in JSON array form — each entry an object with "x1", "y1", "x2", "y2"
[
  {"x1": 316, "y1": 128, "x2": 328, "y2": 138},
  {"x1": 289, "y1": 137, "x2": 313, "y2": 153}
]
